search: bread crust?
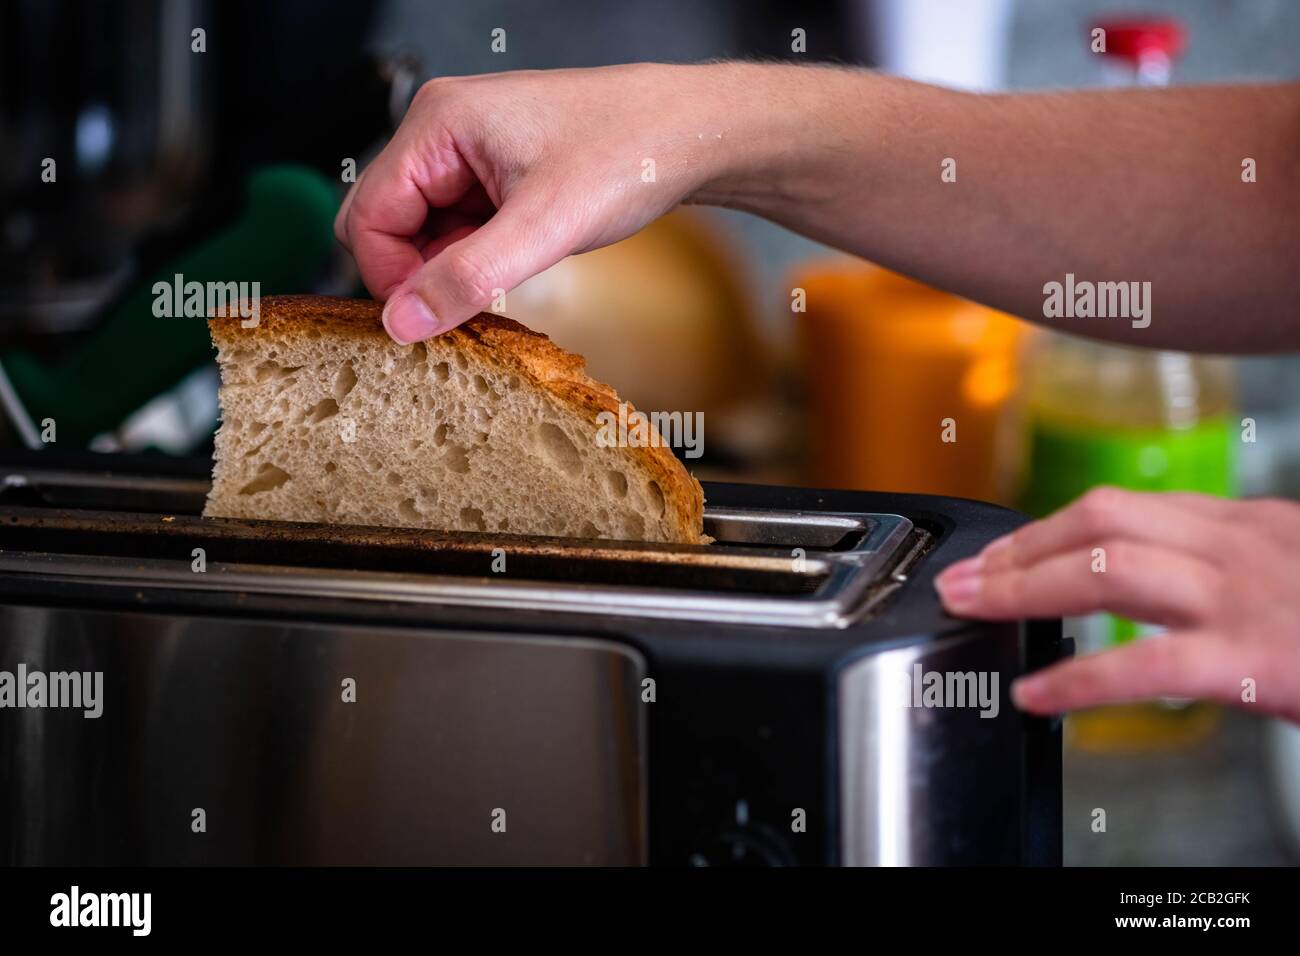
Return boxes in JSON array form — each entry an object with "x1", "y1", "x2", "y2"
[{"x1": 209, "y1": 295, "x2": 705, "y2": 543}]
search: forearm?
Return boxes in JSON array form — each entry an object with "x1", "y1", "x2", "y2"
[{"x1": 697, "y1": 65, "x2": 1300, "y2": 353}]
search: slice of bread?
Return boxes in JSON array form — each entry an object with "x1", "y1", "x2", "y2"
[{"x1": 203, "y1": 295, "x2": 706, "y2": 544}]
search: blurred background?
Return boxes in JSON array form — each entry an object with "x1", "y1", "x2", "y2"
[{"x1": 2, "y1": 0, "x2": 1298, "y2": 865}]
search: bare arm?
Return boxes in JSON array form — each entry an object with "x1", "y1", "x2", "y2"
[{"x1": 704, "y1": 67, "x2": 1300, "y2": 352}]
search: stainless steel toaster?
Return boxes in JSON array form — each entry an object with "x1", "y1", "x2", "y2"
[{"x1": 0, "y1": 453, "x2": 1064, "y2": 866}]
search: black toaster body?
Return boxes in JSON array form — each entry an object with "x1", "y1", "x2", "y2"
[{"x1": 0, "y1": 458, "x2": 1065, "y2": 866}]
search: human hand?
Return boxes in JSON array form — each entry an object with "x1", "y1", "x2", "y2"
[
  {"x1": 334, "y1": 63, "x2": 765, "y2": 344},
  {"x1": 934, "y1": 487, "x2": 1300, "y2": 722}
]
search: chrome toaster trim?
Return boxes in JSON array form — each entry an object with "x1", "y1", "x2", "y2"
[{"x1": 0, "y1": 469, "x2": 919, "y2": 629}]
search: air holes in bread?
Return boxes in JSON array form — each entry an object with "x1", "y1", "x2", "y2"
[
  {"x1": 537, "y1": 422, "x2": 581, "y2": 476},
  {"x1": 302, "y1": 397, "x2": 339, "y2": 424},
  {"x1": 646, "y1": 480, "x2": 666, "y2": 517},
  {"x1": 238, "y1": 463, "x2": 291, "y2": 495},
  {"x1": 444, "y1": 445, "x2": 471, "y2": 474},
  {"x1": 333, "y1": 363, "x2": 358, "y2": 401},
  {"x1": 460, "y1": 506, "x2": 486, "y2": 531},
  {"x1": 243, "y1": 435, "x2": 272, "y2": 458},
  {"x1": 606, "y1": 470, "x2": 628, "y2": 498},
  {"x1": 253, "y1": 362, "x2": 301, "y2": 384},
  {"x1": 394, "y1": 341, "x2": 427, "y2": 375}
]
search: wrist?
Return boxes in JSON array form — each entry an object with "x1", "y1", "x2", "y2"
[{"x1": 689, "y1": 63, "x2": 876, "y2": 214}]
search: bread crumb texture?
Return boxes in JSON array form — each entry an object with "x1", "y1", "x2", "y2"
[{"x1": 204, "y1": 296, "x2": 705, "y2": 543}]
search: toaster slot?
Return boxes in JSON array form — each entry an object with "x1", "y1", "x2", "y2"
[
  {"x1": 0, "y1": 466, "x2": 924, "y2": 627},
  {"x1": 0, "y1": 508, "x2": 833, "y2": 596},
  {"x1": 0, "y1": 469, "x2": 208, "y2": 514}
]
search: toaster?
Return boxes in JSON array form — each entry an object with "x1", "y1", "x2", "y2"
[{"x1": 0, "y1": 452, "x2": 1065, "y2": 866}]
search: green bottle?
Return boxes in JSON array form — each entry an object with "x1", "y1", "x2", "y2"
[{"x1": 1021, "y1": 334, "x2": 1236, "y2": 750}]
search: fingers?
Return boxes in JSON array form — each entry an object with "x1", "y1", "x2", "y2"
[
  {"x1": 339, "y1": 167, "x2": 440, "y2": 300},
  {"x1": 1155, "y1": 491, "x2": 1243, "y2": 520},
  {"x1": 933, "y1": 489, "x2": 1300, "y2": 719},
  {"x1": 936, "y1": 541, "x2": 1219, "y2": 626},
  {"x1": 337, "y1": 131, "x2": 577, "y2": 342},
  {"x1": 333, "y1": 164, "x2": 369, "y2": 246},
  {"x1": 336, "y1": 135, "x2": 481, "y2": 300},
  {"x1": 1237, "y1": 496, "x2": 1300, "y2": 549},
  {"x1": 1011, "y1": 632, "x2": 1247, "y2": 714},
  {"x1": 977, "y1": 486, "x2": 1229, "y2": 576},
  {"x1": 381, "y1": 190, "x2": 578, "y2": 343},
  {"x1": 416, "y1": 222, "x2": 479, "y2": 261}
]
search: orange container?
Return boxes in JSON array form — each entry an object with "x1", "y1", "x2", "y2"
[{"x1": 796, "y1": 262, "x2": 1030, "y2": 504}]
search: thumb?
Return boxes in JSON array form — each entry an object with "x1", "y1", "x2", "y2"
[{"x1": 381, "y1": 194, "x2": 571, "y2": 343}]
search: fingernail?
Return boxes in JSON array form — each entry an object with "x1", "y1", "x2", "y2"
[
  {"x1": 937, "y1": 555, "x2": 982, "y2": 584},
  {"x1": 382, "y1": 292, "x2": 439, "y2": 344},
  {"x1": 935, "y1": 571, "x2": 982, "y2": 609}
]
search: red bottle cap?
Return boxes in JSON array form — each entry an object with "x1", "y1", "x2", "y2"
[{"x1": 1092, "y1": 17, "x2": 1186, "y2": 62}]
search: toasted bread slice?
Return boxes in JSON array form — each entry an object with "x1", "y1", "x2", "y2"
[{"x1": 203, "y1": 295, "x2": 706, "y2": 543}]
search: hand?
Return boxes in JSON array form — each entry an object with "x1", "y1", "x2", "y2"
[
  {"x1": 334, "y1": 63, "x2": 760, "y2": 343},
  {"x1": 934, "y1": 487, "x2": 1300, "y2": 722}
]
